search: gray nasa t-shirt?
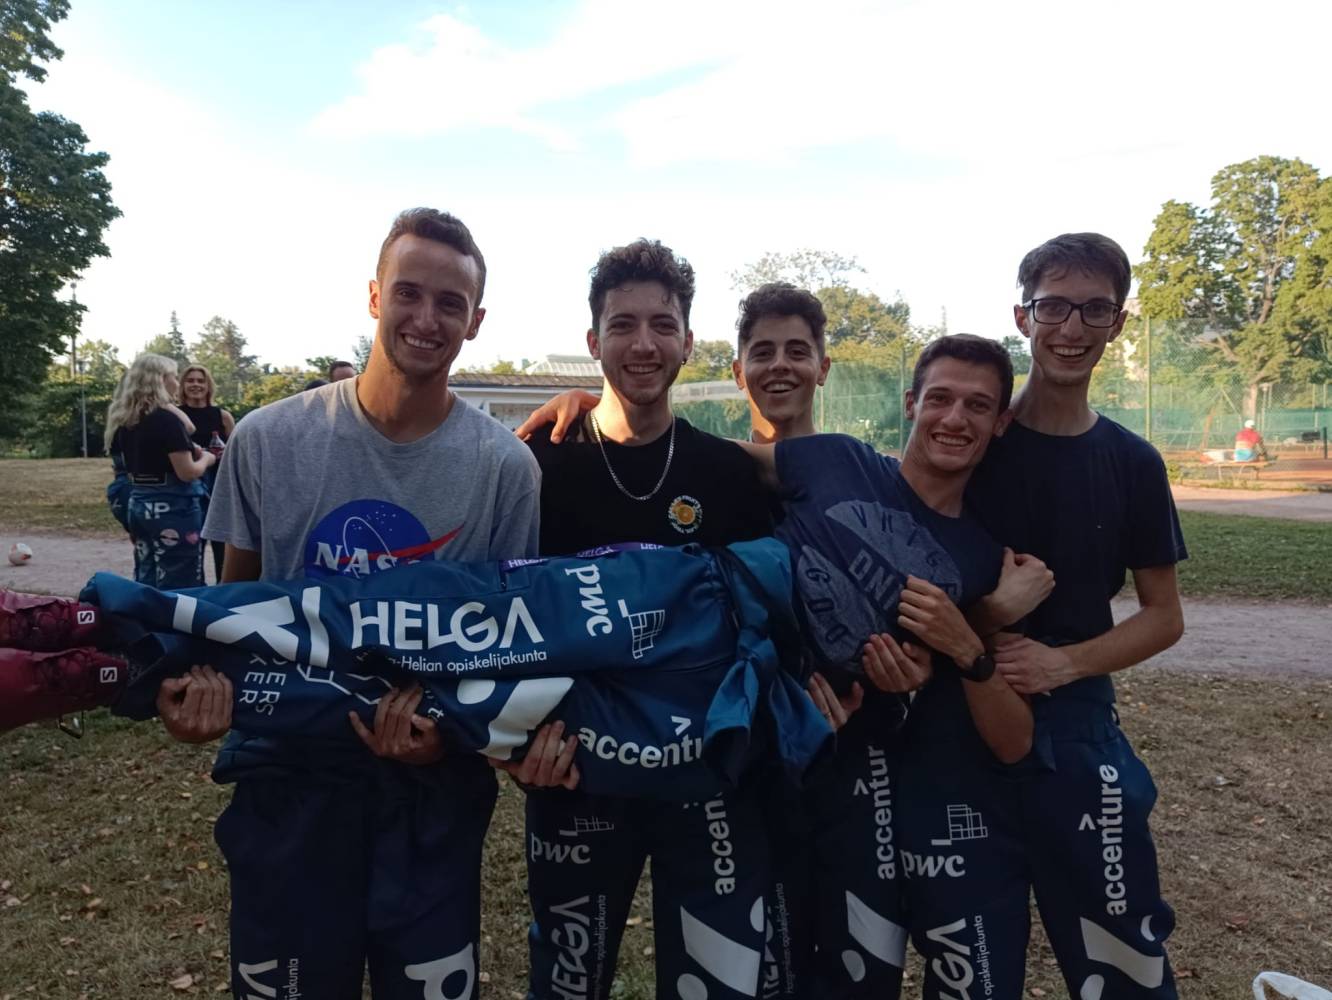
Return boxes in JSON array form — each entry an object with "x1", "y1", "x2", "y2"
[{"x1": 204, "y1": 377, "x2": 540, "y2": 580}]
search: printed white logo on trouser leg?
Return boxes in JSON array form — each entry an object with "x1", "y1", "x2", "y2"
[
  {"x1": 237, "y1": 960, "x2": 278, "y2": 999},
  {"x1": 676, "y1": 898, "x2": 764, "y2": 999},
  {"x1": 842, "y1": 890, "x2": 907, "y2": 982},
  {"x1": 1077, "y1": 917, "x2": 1164, "y2": 998},
  {"x1": 405, "y1": 943, "x2": 476, "y2": 1000}
]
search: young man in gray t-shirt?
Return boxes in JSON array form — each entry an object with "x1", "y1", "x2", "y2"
[{"x1": 154, "y1": 209, "x2": 541, "y2": 1000}]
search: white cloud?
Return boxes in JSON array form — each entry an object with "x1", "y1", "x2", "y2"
[{"x1": 30, "y1": 0, "x2": 1332, "y2": 383}]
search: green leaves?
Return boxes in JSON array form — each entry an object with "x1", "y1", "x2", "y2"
[
  {"x1": 0, "y1": 0, "x2": 119, "y2": 436},
  {"x1": 0, "y1": 0, "x2": 69, "y2": 84},
  {"x1": 1135, "y1": 157, "x2": 1332, "y2": 415}
]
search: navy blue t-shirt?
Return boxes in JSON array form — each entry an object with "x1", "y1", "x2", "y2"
[
  {"x1": 775, "y1": 435, "x2": 1003, "y2": 685},
  {"x1": 965, "y1": 416, "x2": 1187, "y2": 703}
]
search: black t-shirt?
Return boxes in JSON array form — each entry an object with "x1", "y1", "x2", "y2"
[
  {"x1": 180, "y1": 404, "x2": 225, "y2": 450},
  {"x1": 776, "y1": 434, "x2": 1003, "y2": 728},
  {"x1": 114, "y1": 408, "x2": 194, "y2": 478},
  {"x1": 526, "y1": 417, "x2": 772, "y2": 555},
  {"x1": 965, "y1": 415, "x2": 1187, "y2": 703}
]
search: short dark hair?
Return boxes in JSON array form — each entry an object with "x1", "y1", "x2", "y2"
[
  {"x1": 328, "y1": 360, "x2": 355, "y2": 377},
  {"x1": 735, "y1": 282, "x2": 827, "y2": 356},
  {"x1": 588, "y1": 239, "x2": 695, "y2": 332},
  {"x1": 1017, "y1": 232, "x2": 1131, "y2": 306},
  {"x1": 912, "y1": 334, "x2": 1014, "y2": 412},
  {"x1": 377, "y1": 208, "x2": 487, "y2": 305}
]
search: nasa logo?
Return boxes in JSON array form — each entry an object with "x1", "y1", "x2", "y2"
[
  {"x1": 667, "y1": 495, "x2": 702, "y2": 535},
  {"x1": 304, "y1": 499, "x2": 462, "y2": 578}
]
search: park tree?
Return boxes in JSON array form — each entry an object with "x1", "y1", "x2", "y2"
[
  {"x1": 10, "y1": 338, "x2": 123, "y2": 456},
  {"x1": 190, "y1": 315, "x2": 257, "y2": 405},
  {"x1": 141, "y1": 311, "x2": 189, "y2": 366},
  {"x1": 730, "y1": 248, "x2": 864, "y2": 294},
  {"x1": 1136, "y1": 156, "x2": 1331, "y2": 418},
  {"x1": 0, "y1": 0, "x2": 120, "y2": 426},
  {"x1": 677, "y1": 339, "x2": 735, "y2": 383},
  {"x1": 235, "y1": 367, "x2": 312, "y2": 415},
  {"x1": 1000, "y1": 335, "x2": 1032, "y2": 376},
  {"x1": 353, "y1": 334, "x2": 373, "y2": 370},
  {"x1": 731, "y1": 249, "x2": 913, "y2": 356}
]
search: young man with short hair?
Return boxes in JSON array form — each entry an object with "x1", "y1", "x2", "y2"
[
  {"x1": 731, "y1": 282, "x2": 831, "y2": 444},
  {"x1": 942, "y1": 233, "x2": 1186, "y2": 998},
  {"x1": 521, "y1": 238, "x2": 778, "y2": 1000},
  {"x1": 736, "y1": 334, "x2": 1039, "y2": 1000},
  {"x1": 158, "y1": 208, "x2": 542, "y2": 1000}
]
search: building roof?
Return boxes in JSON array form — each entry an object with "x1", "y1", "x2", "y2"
[
  {"x1": 524, "y1": 355, "x2": 603, "y2": 376},
  {"x1": 452, "y1": 372, "x2": 603, "y2": 388}
]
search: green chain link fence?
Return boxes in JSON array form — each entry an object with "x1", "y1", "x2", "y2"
[{"x1": 676, "y1": 321, "x2": 1330, "y2": 464}]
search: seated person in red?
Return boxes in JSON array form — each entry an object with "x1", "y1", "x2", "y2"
[{"x1": 1233, "y1": 420, "x2": 1267, "y2": 462}]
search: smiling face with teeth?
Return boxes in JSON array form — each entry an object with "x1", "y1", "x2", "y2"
[
  {"x1": 1015, "y1": 267, "x2": 1126, "y2": 390},
  {"x1": 369, "y1": 233, "x2": 485, "y2": 386},
  {"x1": 733, "y1": 314, "x2": 829, "y2": 439},
  {"x1": 588, "y1": 280, "x2": 693, "y2": 410},
  {"x1": 904, "y1": 356, "x2": 1011, "y2": 477}
]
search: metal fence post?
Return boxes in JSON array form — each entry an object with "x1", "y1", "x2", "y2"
[{"x1": 1143, "y1": 315, "x2": 1152, "y2": 444}]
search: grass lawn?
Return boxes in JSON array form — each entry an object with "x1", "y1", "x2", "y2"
[
  {"x1": 1177, "y1": 510, "x2": 1332, "y2": 602},
  {"x1": 3, "y1": 459, "x2": 1330, "y2": 997},
  {"x1": 3, "y1": 673, "x2": 1329, "y2": 998},
  {"x1": 0, "y1": 459, "x2": 121, "y2": 536}
]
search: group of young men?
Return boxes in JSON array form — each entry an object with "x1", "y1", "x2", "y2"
[{"x1": 153, "y1": 209, "x2": 1186, "y2": 1000}]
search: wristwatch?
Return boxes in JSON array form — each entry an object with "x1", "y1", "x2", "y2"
[{"x1": 956, "y1": 652, "x2": 996, "y2": 683}]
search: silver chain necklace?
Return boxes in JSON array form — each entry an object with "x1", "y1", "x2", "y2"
[{"x1": 589, "y1": 412, "x2": 676, "y2": 502}]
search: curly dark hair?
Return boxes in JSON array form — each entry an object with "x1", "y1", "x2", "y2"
[
  {"x1": 588, "y1": 239, "x2": 695, "y2": 332},
  {"x1": 735, "y1": 282, "x2": 827, "y2": 355},
  {"x1": 912, "y1": 334, "x2": 1014, "y2": 412},
  {"x1": 376, "y1": 208, "x2": 487, "y2": 305},
  {"x1": 1017, "y1": 232, "x2": 1131, "y2": 307}
]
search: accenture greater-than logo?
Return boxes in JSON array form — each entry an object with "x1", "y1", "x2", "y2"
[{"x1": 303, "y1": 499, "x2": 461, "y2": 578}]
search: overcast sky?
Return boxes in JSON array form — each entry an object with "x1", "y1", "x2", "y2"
[{"x1": 31, "y1": 0, "x2": 1332, "y2": 371}]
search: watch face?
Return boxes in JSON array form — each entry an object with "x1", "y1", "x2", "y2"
[{"x1": 960, "y1": 654, "x2": 996, "y2": 682}]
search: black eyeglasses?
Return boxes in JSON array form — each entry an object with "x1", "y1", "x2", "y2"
[{"x1": 1023, "y1": 297, "x2": 1122, "y2": 328}]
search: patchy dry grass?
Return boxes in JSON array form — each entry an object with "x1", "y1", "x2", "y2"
[
  {"x1": 0, "y1": 459, "x2": 121, "y2": 536},
  {"x1": 3, "y1": 673, "x2": 1329, "y2": 998}
]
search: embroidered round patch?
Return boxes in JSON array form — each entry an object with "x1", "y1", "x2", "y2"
[{"x1": 667, "y1": 495, "x2": 703, "y2": 534}]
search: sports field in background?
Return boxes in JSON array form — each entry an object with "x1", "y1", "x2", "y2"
[{"x1": 1, "y1": 459, "x2": 1329, "y2": 998}]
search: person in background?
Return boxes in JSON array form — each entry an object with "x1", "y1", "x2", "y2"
[
  {"x1": 1233, "y1": 419, "x2": 1268, "y2": 462},
  {"x1": 177, "y1": 363, "x2": 235, "y2": 581},
  {"x1": 329, "y1": 359, "x2": 357, "y2": 382},
  {"x1": 104, "y1": 374, "x2": 134, "y2": 556},
  {"x1": 104, "y1": 354, "x2": 215, "y2": 589}
]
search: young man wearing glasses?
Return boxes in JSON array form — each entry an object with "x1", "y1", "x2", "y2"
[{"x1": 907, "y1": 233, "x2": 1186, "y2": 999}]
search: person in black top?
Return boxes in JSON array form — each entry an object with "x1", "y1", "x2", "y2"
[
  {"x1": 960, "y1": 234, "x2": 1187, "y2": 998},
  {"x1": 178, "y1": 363, "x2": 235, "y2": 581},
  {"x1": 104, "y1": 353, "x2": 215, "y2": 589},
  {"x1": 521, "y1": 239, "x2": 776, "y2": 1000}
]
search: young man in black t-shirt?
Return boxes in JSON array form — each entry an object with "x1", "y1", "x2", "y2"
[
  {"x1": 954, "y1": 234, "x2": 1187, "y2": 999},
  {"x1": 523, "y1": 239, "x2": 776, "y2": 1000}
]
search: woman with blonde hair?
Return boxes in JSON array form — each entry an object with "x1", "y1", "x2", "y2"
[
  {"x1": 178, "y1": 363, "x2": 235, "y2": 579},
  {"x1": 104, "y1": 354, "x2": 215, "y2": 589}
]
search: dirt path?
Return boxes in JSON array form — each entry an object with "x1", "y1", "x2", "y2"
[
  {"x1": 1171, "y1": 484, "x2": 1332, "y2": 521},
  {"x1": 1112, "y1": 597, "x2": 1330, "y2": 679},
  {"x1": 0, "y1": 530, "x2": 220, "y2": 596}
]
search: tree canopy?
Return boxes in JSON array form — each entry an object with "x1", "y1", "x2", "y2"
[
  {"x1": 1136, "y1": 156, "x2": 1331, "y2": 415},
  {"x1": 0, "y1": 0, "x2": 119, "y2": 422}
]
